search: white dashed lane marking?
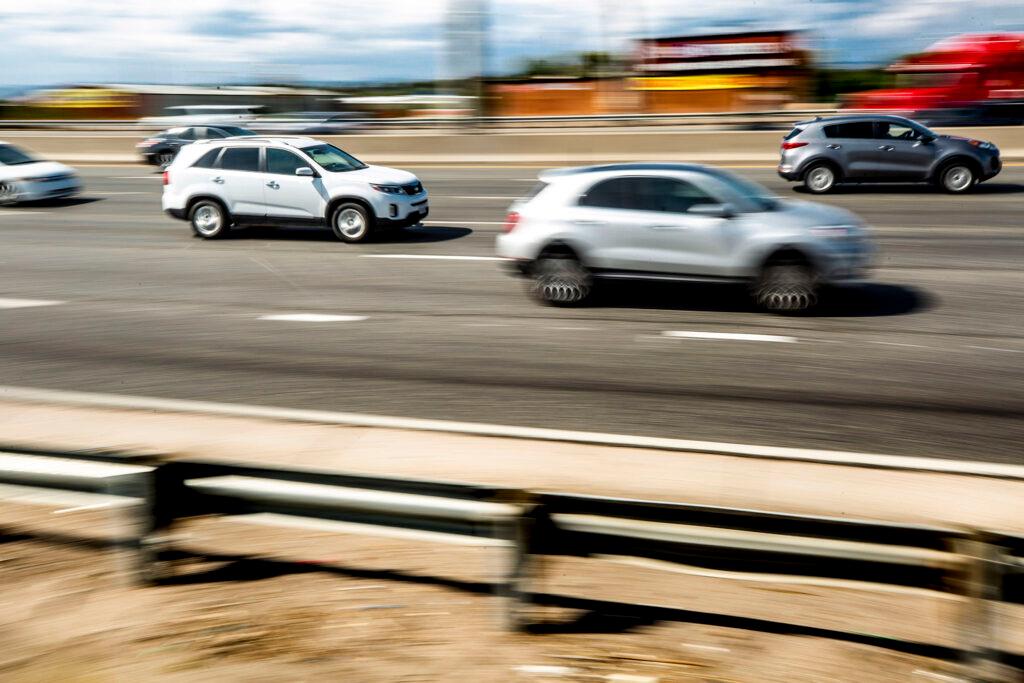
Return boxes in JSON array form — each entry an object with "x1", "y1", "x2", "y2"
[
  {"x1": 422, "y1": 220, "x2": 505, "y2": 226},
  {"x1": 662, "y1": 331, "x2": 796, "y2": 344},
  {"x1": 0, "y1": 298, "x2": 63, "y2": 309},
  {"x1": 360, "y1": 254, "x2": 506, "y2": 261},
  {"x1": 966, "y1": 345, "x2": 1021, "y2": 353},
  {"x1": 258, "y1": 314, "x2": 368, "y2": 323}
]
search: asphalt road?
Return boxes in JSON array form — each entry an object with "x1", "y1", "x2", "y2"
[{"x1": 0, "y1": 165, "x2": 1021, "y2": 462}]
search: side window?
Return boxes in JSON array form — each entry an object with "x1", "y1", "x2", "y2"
[
  {"x1": 876, "y1": 122, "x2": 921, "y2": 141},
  {"x1": 176, "y1": 128, "x2": 197, "y2": 141},
  {"x1": 204, "y1": 128, "x2": 228, "y2": 139},
  {"x1": 192, "y1": 148, "x2": 222, "y2": 169},
  {"x1": 823, "y1": 122, "x2": 875, "y2": 139},
  {"x1": 219, "y1": 147, "x2": 260, "y2": 172},
  {"x1": 266, "y1": 148, "x2": 306, "y2": 175},
  {"x1": 644, "y1": 178, "x2": 717, "y2": 213},
  {"x1": 579, "y1": 177, "x2": 637, "y2": 210}
]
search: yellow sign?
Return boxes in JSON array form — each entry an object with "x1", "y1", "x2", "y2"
[
  {"x1": 630, "y1": 75, "x2": 788, "y2": 91},
  {"x1": 34, "y1": 88, "x2": 136, "y2": 108}
]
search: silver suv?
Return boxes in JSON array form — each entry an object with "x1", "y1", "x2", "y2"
[
  {"x1": 496, "y1": 163, "x2": 873, "y2": 313},
  {"x1": 778, "y1": 114, "x2": 1001, "y2": 194}
]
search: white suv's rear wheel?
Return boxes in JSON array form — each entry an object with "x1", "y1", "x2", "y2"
[
  {"x1": 331, "y1": 203, "x2": 371, "y2": 243},
  {"x1": 189, "y1": 200, "x2": 228, "y2": 239},
  {"x1": 531, "y1": 255, "x2": 593, "y2": 306}
]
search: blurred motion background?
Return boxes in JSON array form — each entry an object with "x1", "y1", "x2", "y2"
[{"x1": 0, "y1": 0, "x2": 1022, "y2": 128}]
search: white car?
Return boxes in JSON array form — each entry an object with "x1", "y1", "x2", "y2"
[
  {"x1": 0, "y1": 142, "x2": 81, "y2": 205},
  {"x1": 162, "y1": 136, "x2": 428, "y2": 243}
]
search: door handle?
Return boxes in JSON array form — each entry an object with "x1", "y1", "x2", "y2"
[
  {"x1": 212, "y1": 176, "x2": 224, "y2": 184},
  {"x1": 877, "y1": 145, "x2": 895, "y2": 151},
  {"x1": 826, "y1": 144, "x2": 841, "y2": 150},
  {"x1": 647, "y1": 224, "x2": 687, "y2": 231},
  {"x1": 266, "y1": 181, "x2": 280, "y2": 189}
]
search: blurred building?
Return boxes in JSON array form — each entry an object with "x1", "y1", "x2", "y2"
[
  {"x1": 10, "y1": 84, "x2": 340, "y2": 119},
  {"x1": 487, "y1": 79, "x2": 638, "y2": 117},
  {"x1": 633, "y1": 30, "x2": 810, "y2": 113}
]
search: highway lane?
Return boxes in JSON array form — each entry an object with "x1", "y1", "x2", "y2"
[{"x1": 0, "y1": 166, "x2": 1021, "y2": 461}]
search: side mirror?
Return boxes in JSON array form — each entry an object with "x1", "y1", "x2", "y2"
[
  {"x1": 689, "y1": 202, "x2": 735, "y2": 219},
  {"x1": 296, "y1": 166, "x2": 316, "y2": 177},
  {"x1": 919, "y1": 135, "x2": 936, "y2": 144}
]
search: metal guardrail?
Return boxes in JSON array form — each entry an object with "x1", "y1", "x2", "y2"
[{"x1": 1, "y1": 447, "x2": 1021, "y2": 679}]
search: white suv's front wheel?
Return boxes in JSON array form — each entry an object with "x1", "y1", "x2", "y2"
[
  {"x1": 331, "y1": 203, "x2": 371, "y2": 243},
  {"x1": 189, "y1": 199, "x2": 228, "y2": 239}
]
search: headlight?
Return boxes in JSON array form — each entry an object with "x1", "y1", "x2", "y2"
[
  {"x1": 370, "y1": 184, "x2": 403, "y2": 194},
  {"x1": 809, "y1": 225, "x2": 855, "y2": 239},
  {"x1": 968, "y1": 140, "x2": 996, "y2": 150}
]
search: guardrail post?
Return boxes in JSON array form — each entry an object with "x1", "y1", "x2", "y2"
[
  {"x1": 133, "y1": 462, "x2": 178, "y2": 585},
  {"x1": 953, "y1": 535, "x2": 1014, "y2": 682},
  {"x1": 496, "y1": 504, "x2": 537, "y2": 632}
]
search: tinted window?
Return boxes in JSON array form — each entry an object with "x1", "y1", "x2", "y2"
[
  {"x1": 784, "y1": 127, "x2": 804, "y2": 141},
  {"x1": 216, "y1": 126, "x2": 256, "y2": 137},
  {"x1": 192, "y1": 148, "x2": 222, "y2": 169},
  {"x1": 219, "y1": 147, "x2": 259, "y2": 172},
  {"x1": 522, "y1": 181, "x2": 549, "y2": 202},
  {"x1": 0, "y1": 144, "x2": 35, "y2": 166},
  {"x1": 823, "y1": 122, "x2": 874, "y2": 139},
  {"x1": 176, "y1": 127, "x2": 197, "y2": 141},
  {"x1": 204, "y1": 128, "x2": 228, "y2": 139},
  {"x1": 876, "y1": 122, "x2": 924, "y2": 141},
  {"x1": 579, "y1": 177, "x2": 636, "y2": 209},
  {"x1": 266, "y1": 148, "x2": 306, "y2": 175}
]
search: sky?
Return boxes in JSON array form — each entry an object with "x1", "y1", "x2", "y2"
[{"x1": 0, "y1": 0, "x2": 1022, "y2": 89}]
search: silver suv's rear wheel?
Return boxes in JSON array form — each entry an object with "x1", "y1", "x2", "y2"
[
  {"x1": 189, "y1": 199, "x2": 228, "y2": 239},
  {"x1": 755, "y1": 264, "x2": 818, "y2": 313},
  {"x1": 803, "y1": 164, "x2": 836, "y2": 194},
  {"x1": 531, "y1": 255, "x2": 592, "y2": 306},
  {"x1": 940, "y1": 163, "x2": 974, "y2": 193}
]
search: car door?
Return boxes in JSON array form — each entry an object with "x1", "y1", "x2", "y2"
[
  {"x1": 625, "y1": 176, "x2": 734, "y2": 276},
  {"x1": 570, "y1": 176, "x2": 662, "y2": 272},
  {"x1": 872, "y1": 121, "x2": 937, "y2": 180},
  {"x1": 821, "y1": 121, "x2": 878, "y2": 179},
  {"x1": 263, "y1": 147, "x2": 326, "y2": 221},
  {"x1": 214, "y1": 146, "x2": 265, "y2": 219}
]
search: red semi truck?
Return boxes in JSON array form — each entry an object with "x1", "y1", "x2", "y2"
[{"x1": 845, "y1": 33, "x2": 1024, "y2": 125}]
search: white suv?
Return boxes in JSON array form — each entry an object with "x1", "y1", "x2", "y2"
[{"x1": 161, "y1": 136, "x2": 428, "y2": 242}]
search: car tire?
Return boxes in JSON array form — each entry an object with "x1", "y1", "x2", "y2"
[
  {"x1": 157, "y1": 152, "x2": 175, "y2": 167},
  {"x1": 331, "y1": 203, "x2": 372, "y2": 243},
  {"x1": 939, "y1": 163, "x2": 975, "y2": 193},
  {"x1": 189, "y1": 199, "x2": 229, "y2": 239},
  {"x1": 0, "y1": 180, "x2": 20, "y2": 206},
  {"x1": 754, "y1": 263, "x2": 818, "y2": 314},
  {"x1": 531, "y1": 254, "x2": 593, "y2": 307},
  {"x1": 803, "y1": 163, "x2": 837, "y2": 194}
]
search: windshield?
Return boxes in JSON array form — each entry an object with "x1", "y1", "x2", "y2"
[
  {"x1": 707, "y1": 170, "x2": 779, "y2": 212},
  {"x1": 300, "y1": 144, "x2": 367, "y2": 172},
  {"x1": 0, "y1": 144, "x2": 36, "y2": 166},
  {"x1": 216, "y1": 126, "x2": 256, "y2": 137}
]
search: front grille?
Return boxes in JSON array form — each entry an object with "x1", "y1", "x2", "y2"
[{"x1": 402, "y1": 182, "x2": 423, "y2": 195}]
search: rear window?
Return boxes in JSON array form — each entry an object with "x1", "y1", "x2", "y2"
[
  {"x1": 219, "y1": 147, "x2": 260, "y2": 172},
  {"x1": 784, "y1": 127, "x2": 804, "y2": 141},
  {"x1": 824, "y1": 122, "x2": 875, "y2": 139},
  {"x1": 522, "y1": 181, "x2": 549, "y2": 202},
  {"x1": 192, "y1": 148, "x2": 222, "y2": 169}
]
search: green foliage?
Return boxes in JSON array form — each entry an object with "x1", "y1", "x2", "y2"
[{"x1": 812, "y1": 68, "x2": 895, "y2": 101}]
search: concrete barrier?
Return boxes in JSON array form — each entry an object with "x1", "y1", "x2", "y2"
[{"x1": 4, "y1": 126, "x2": 1024, "y2": 165}]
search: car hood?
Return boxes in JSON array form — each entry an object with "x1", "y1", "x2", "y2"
[
  {"x1": 774, "y1": 199, "x2": 866, "y2": 232},
  {"x1": 0, "y1": 160, "x2": 77, "y2": 181},
  {"x1": 341, "y1": 164, "x2": 419, "y2": 186}
]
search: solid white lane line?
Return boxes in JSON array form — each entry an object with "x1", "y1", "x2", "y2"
[
  {"x1": 431, "y1": 195, "x2": 520, "y2": 200},
  {"x1": 0, "y1": 211, "x2": 52, "y2": 217},
  {"x1": 360, "y1": 254, "x2": 506, "y2": 261},
  {"x1": 422, "y1": 220, "x2": 505, "y2": 226},
  {"x1": 872, "y1": 341, "x2": 931, "y2": 349},
  {"x1": 4, "y1": 385, "x2": 1024, "y2": 480},
  {"x1": 111, "y1": 175, "x2": 161, "y2": 180},
  {"x1": 259, "y1": 314, "x2": 368, "y2": 323},
  {"x1": 0, "y1": 298, "x2": 63, "y2": 309},
  {"x1": 662, "y1": 331, "x2": 796, "y2": 344}
]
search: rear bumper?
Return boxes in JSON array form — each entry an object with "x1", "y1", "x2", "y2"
[
  {"x1": 777, "y1": 164, "x2": 801, "y2": 181},
  {"x1": 165, "y1": 208, "x2": 187, "y2": 221}
]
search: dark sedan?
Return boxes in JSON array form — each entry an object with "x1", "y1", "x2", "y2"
[{"x1": 136, "y1": 125, "x2": 256, "y2": 166}]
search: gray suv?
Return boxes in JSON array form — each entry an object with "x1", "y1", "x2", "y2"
[
  {"x1": 778, "y1": 115, "x2": 1001, "y2": 194},
  {"x1": 496, "y1": 164, "x2": 873, "y2": 313}
]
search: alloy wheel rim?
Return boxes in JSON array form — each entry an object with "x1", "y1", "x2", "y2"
[
  {"x1": 337, "y1": 208, "x2": 366, "y2": 238},
  {"x1": 0, "y1": 182, "x2": 16, "y2": 205},
  {"x1": 946, "y1": 166, "x2": 971, "y2": 191},
  {"x1": 534, "y1": 260, "x2": 591, "y2": 304},
  {"x1": 808, "y1": 168, "x2": 833, "y2": 191},
  {"x1": 194, "y1": 205, "x2": 221, "y2": 235}
]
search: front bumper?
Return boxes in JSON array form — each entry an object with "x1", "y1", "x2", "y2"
[
  {"x1": 16, "y1": 177, "x2": 81, "y2": 202},
  {"x1": 371, "y1": 191, "x2": 429, "y2": 228}
]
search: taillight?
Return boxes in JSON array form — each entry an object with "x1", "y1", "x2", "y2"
[
  {"x1": 781, "y1": 141, "x2": 808, "y2": 150},
  {"x1": 502, "y1": 211, "x2": 520, "y2": 234},
  {"x1": 162, "y1": 170, "x2": 170, "y2": 186}
]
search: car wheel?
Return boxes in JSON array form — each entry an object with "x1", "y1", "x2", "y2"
[
  {"x1": 0, "y1": 180, "x2": 20, "y2": 206},
  {"x1": 754, "y1": 263, "x2": 818, "y2": 313},
  {"x1": 331, "y1": 203, "x2": 371, "y2": 243},
  {"x1": 803, "y1": 164, "x2": 836, "y2": 194},
  {"x1": 531, "y1": 254, "x2": 593, "y2": 306},
  {"x1": 189, "y1": 200, "x2": 228, "y2": 239},
  {"x1": 940, "y1": 163, "x2": 974, "y2": 193},
  {"x1": 157, "y1": 152, "x2": 175, "y2": 167}
]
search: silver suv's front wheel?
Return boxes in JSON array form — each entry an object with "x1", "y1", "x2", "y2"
[
  {"x1": 754, "y1": 264, "x2": 818, "y2": 313},
  {"x1": 531, "y1": 255, "x2": 593, "y2": 306},
  {"x1": 940, "y1": 163, "x2": 975, "y2": 193}
]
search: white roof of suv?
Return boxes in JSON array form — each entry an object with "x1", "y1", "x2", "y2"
[{"x1": 193, "y1": 135, "x2": 324, "y2": 149}]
